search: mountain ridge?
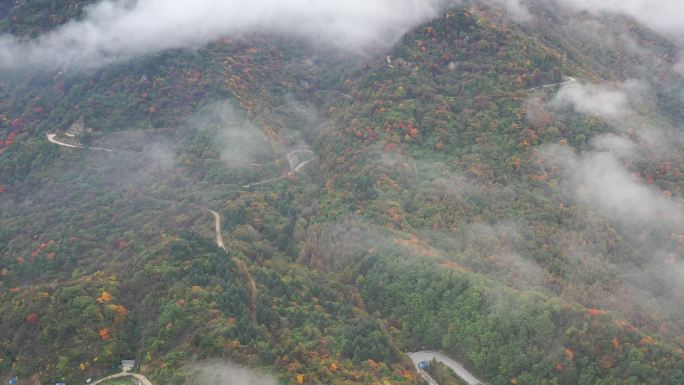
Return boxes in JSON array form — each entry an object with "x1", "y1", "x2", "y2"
[{"x1": 1, "y1": 1, "x2": 684, "y2": 384}]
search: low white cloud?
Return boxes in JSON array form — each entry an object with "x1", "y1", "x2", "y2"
[
  {"x1": 543, "y1": 138, "x2": 684, "y2": 331},
  {"x1": 548, "y1": 80, "x2": 669, "y2": 147},
  {"x1": 545, "y1": 84, "x2": 664, "y2": 218},
  {"x1": 590, "y1": 134, "x2": 635, "y2": 158},
  {"x1": 549, "y1": 80, "x2": 643, "y2": 123},
  {"x1": 493, "y1": 0, "x2": 533, "y2": 22},
  {"x1": 675, "y1": 55, "x2": 684, "y2": 76},
  {"x1": 195, "y1": 101, "x2": 272, "y2": 166},
  {"x1": 0, "y1": 0, "x2": 452, "y2": 71},
  {"x1": 543, "y1": 142, "x2": 683, "y2": 230},
  {"x1": 559, "y1": 0, "x2": 684, "y2": 39},
  {"x1": 186, "y1": 362, "x2": 276, "y2": 385}
]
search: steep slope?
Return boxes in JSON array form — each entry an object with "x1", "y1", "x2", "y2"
[
  {"x1": 309, "y1": 5, "x2": 684, "y2": 384},
  {"x1": 1, "y1": 2, "x2": 684, "y2": 385}
]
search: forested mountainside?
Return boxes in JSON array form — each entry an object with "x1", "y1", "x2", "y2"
[{"x1": 1, "y1": 1, "x2": 684, "y2": 384}]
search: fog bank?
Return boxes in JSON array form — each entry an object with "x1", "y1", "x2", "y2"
[{"x1": 0, "y1": 0, "x2": 451, "y2": 71}]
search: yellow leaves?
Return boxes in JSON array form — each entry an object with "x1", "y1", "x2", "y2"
[
  {"x1": 296, "y1": 374, "x2": 305, "y2": 384},
  {"x1": 640, "y1": 336, "x2": 655, "y2": 346},
  {"x1": 401, "y1": 370, "x2": 413, "y2": 381},
  {"x1": 509, "y1": 156, "x2": 522, "y2": 170},
  {"x1": 79, "y1": 361, "x2": 89, "y2": 370},
  {"x1": 108, "y1": 304, "x2": 129, "y2": 318},
  {"x1": 97, "y1": 291, "x2": 113, "y2": 303},
  {"x1": 191, "y1": 285, "x2": 204, "y2": 294},
  {"x1": 612, "y1": 337, "x2": 621, "y2": 350}
]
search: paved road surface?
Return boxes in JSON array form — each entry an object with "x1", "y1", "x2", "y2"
[
  {"x1": 525, "y1": 76, "x2": 577, "y2": 92},
  {"x1": 207, "y1": 208, "x2": 258, "y2": 324},
  {"x1": 90, "y1": 372, "x2": 153, "y2": 385},
  {"x1": 242, "y1": 147, "x2": 315, "y2": 188},
  {"x1": 408, "y1": 351, "x2": 482, "y2": 385},
  {"x1": 209, "y1": 209, "x2": 225, "y2": 249},
  {"x1": 47, "y1": 133, "x2": 114, "y2": 152}
]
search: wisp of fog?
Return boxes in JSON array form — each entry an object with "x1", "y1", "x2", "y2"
[{"x1": 0, "y1": 0, "x2": 452, "y2": 71}]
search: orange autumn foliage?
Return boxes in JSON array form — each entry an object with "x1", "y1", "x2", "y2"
[
  {"x1": 99, "y1": 328, "x2": 110, "y2": 341},
  {"x1": 401, "y1": 370, "x2": 414, "y2": 380},
  {"x1": 329, "y1": 362, "x2": 337, "y2": 372},
  {"x1": 25, "y1": 313, "x2": 39, "y2": 323},
  {"x1": 564, "y1": 348, "x2": 575, "y2": 361},
  {"x1": 97, "y1": 291, "x2": 113, "y2": 303},
  {"x1": 640, "y1": 336, "x2": 655, "y2": 346},
  {"x1": 108, "y1": 304, "x2": 128, "y2": 317},
  {"x1": 587, "y1": 308, "x2": 605, "y2": 317},
  {"x1": 368, "y1": 359, "x2": 379, "y2": 370}
]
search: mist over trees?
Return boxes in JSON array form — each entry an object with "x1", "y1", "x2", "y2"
[{"x1": 1, "y1": 1, "x2": 684, "y2": 385}]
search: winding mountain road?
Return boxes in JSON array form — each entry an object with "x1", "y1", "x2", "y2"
[
  {"x1": 207, "y1": 208, "x2": 258, "y2": 324},
  {"x1": 408, "y1": 351, "x2": 482, "y2": 385},
  {"x1": 242, "y1": 147, "x2": 315, "y2": 188},
  {"x1": 89, "y1": 372, "x2": 153, "y2": 385},
  {"x1": 525, "y1": 76, "x2": 577, "y2": 92},
  {"x1": 208, "y1": 209, "x2": 225, "y2": 249},
  {"x1": 46, "y1": 133, "x2": 114, "y2": 152},
  {"x1": 48, "y1": 130, "x2": 476, "y2": 385}
]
